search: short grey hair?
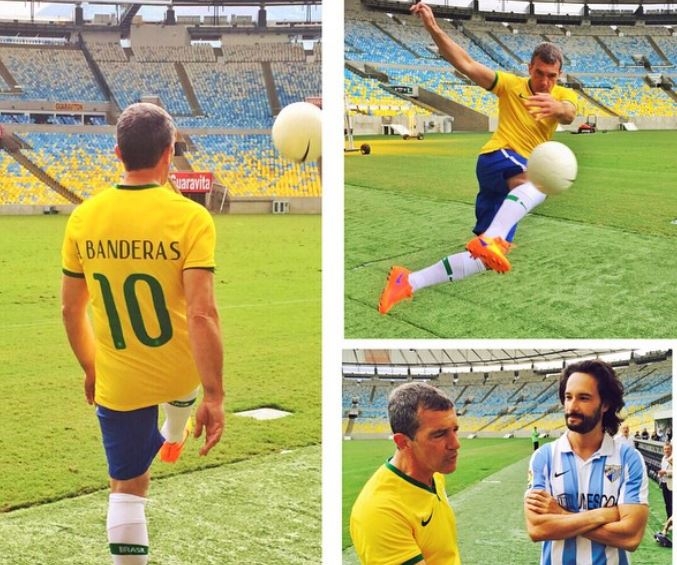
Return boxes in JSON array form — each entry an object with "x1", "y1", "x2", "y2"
[
  {"x1": 388, "y1": 382, "x2": 455, "y2": 439},
  {"x1": 531, "y1": 42, "x2": 564, "y2": 70},
  {"x1": 116, "y1": 102, "x2": 176, "y2": 171}
]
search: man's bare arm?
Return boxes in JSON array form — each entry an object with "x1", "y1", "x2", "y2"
[
  {"x1": 410, "y1": 2, "x2": 495, "y2": 89},
  {"x1": 524, "y1": 95, "x2": 576, "y2": 124},
  {"x1": 524, "y1": 489, "x2": 620, "y2": 541},
  {"x1": 183, "y1": 268, "x2": 224, "y2": 456},
  {"x1": 61, "y1": 275, "x2": 97, "y2": 404},
  {"x1": 582, "y1": 504, "x2": 649, "y2": 552}
]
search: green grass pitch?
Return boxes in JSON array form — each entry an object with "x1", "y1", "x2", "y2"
[
  {"x1": 343, "y1": 438, "x2": 672, "y2": 564},
  {"x1": 0, "y1": 214, "x2": 320, "y2": 563},
  {"x1": 345, "y1": 130, "x2": 677, "y2": 338}
]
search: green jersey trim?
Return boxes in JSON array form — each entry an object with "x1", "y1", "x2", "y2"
[
  {"x1": 487, "y1": 71, "x2": 499, "y2": 92},
  {"x1": 62, "y1": 268, "x2": 85, "y2": 278},
  {"x1": 115, "y1": 183, "x2": 162, "y2": 191},
  {"x1": 385, "y1": 459, "x2": 437, "y2": 494}
]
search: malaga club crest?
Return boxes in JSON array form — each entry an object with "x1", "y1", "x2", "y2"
[{"x1": 605, "y1": 465, "x2": 622, "y2": 482}]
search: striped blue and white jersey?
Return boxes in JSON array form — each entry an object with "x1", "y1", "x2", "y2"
[{"x1": 527, "y1": 433, "x2": 649, "y2": 565}]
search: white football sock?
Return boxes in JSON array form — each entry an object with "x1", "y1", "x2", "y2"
[
  {"x1": 409, "y1": 251, "x2": 486, "y2": 292},
  {"x1": 107, "y1": 493, "x2": 149, "y2": 565},
  {"x1": 483, "y1": 181, "x2": 547, "y2": 240},
  {"x1": 160, "y1": 388, "x2": 198, "y2": 442}
]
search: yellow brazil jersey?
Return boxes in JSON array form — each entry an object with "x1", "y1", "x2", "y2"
[
  {"x1": 480, "y1": 71, "x2": 578, "y2": 158},
  {"x1": 350, "y1": 460, "x2": 460, "y2": 565},
  {"x1": 62, "y1": 184, "x2": 216, "y2": 411}
]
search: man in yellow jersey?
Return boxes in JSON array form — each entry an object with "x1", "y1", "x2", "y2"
[
  {"x1": 378, "y1": 1, "x2": 578, "y2": 314},
  {"x1": 350, "y1": 382, "x2": 461, "y2": 565},
  {"x1": 61, "y1": 103, "x2": 224, "y2": 564}
]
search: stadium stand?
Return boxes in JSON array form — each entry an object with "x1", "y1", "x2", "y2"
[
  {"x1": 187, "y1": 134, "x2": 320, "y2": 198},
  {"x1": 272, "y1": 62, "x2": 322, "y2": 109},
  {"x1": 182, "y1": 62, "x2": 271, "y2": 127},
  {"x1": 0, "y1": 10, "x2": 321, "y2": 212},
  {"x1": 220, "y1": 42, "x2": 305, "y2": 63},
  {"x1": 85, "y1": 41, "x2": 128, "y2": 63},
  {"x1": 0, "y1": 149, "x2": 71, "y2": 205},
  {"x1": 17, "y1": 132, "x2": 120, "y2": 200},
  {"x1": 0, "y1": 45, "x2": 106, "y2": 102},
  {"x1": 345, "y1": 68, "x2": 417, "y2": 117},
  {"x1": 345, "y1": 17, "x2": 418, "y2": 65},
  {"x1": 133, "y1": 44, "x2": 216, "y2": 63},
  {"x1": 343, "y1": 353, "x2": 672, "y2": 440},
  {"x1": 100, "y1": 61, "x2": 194, "y2": 117}
]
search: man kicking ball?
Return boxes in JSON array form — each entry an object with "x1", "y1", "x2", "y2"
[{"x1": 378, "y1": 1, "x2": 577, "y2": 314}]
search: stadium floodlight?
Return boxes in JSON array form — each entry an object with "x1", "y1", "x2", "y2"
[
  {"x1": 474, "y1": 363, "x2": 501, "y2": 373},
  {"x1": 534, "y1": 360, "x2": 563, "y2": 372},
  {"x1": 599, "y1": 351, "x2": 633, "y2": 364},
  {"x1": 410, "y1": 366, "x2": 441, "y2": 376},
  {"x1": 377, "y1": 365, "x2": 408, "y2": 376},
  {"x1": 442, "y1": 365, "x2": 472, "y2": 373},
  {"x1": 502, "y1": 362, "x2": 533, "y2": 372},
  {"x1": 564, "y1": 354, "x2": 597, "y2": 366},
  {"x1": 343, "y1": 364, "x2": 375, "y2": 376}
]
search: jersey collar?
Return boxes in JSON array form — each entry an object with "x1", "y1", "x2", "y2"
[
  {"x1": 560, "y1": 432, "x2": 615, "y2": 458},
  {"x1": 115, "y1": 183, "x2": 162, "y2": 191},
  {"x1": 526, "y1": 79, "x2": 536, "y2": 96},
  {"x1": 385, "y1": 458, "x2": 438, "y2": 494}
]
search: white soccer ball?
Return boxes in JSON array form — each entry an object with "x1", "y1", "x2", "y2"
[
  {"x1": 271, "y1": 102, "x2": 322, "y2": 163},
  {"x1": 527, "y1": 141, "x2": 578, "y2": 195}
]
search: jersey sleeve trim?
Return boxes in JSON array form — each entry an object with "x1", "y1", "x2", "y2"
[
  {"x1": 183, "y1": 266, "x2": 215, "y2": 272},
  {"x1": 62, "y1": 268, "x2": 85, "y2": 278},
  {"x1": 401, "y1": 554, "x2": 424, "y2": 565},
  {"x1": 487, "y1": 71, "x2": 499, "y2": 92}
]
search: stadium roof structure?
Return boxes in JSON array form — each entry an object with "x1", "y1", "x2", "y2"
[
  {"x1": 342, "y1": 348, "x2": 670, "y2": 374},
  {"x1": 0, "y1": 0, "x2": 321, "y2": 36},
  {"x1": 0, "y1": 0, "x2": 321, "y2": 7},
  {"x1": 363, "y1": 0, "x2": 677, "y2": 24}
]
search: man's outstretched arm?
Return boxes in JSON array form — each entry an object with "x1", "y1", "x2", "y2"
[{"x1": 411, "y1": 2, "x2": 495, "y2": 90}]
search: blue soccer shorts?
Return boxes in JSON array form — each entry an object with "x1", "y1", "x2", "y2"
[
  {"x1": 474, "y1": 148, "x2": 527, "y2": 242},
  {"x1": 96, "y1": 404, "x2": 164, "y2": 481}
]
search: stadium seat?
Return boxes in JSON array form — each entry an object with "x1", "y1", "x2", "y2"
[{"x1": 342, "y1": 358, "x2": 672, "y2": 438}]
